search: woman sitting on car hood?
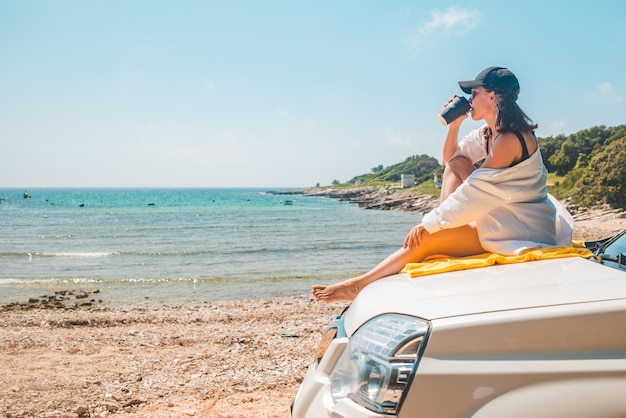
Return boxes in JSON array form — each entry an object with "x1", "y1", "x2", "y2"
[{"x1": 313, "y1": 66, "x2": 573, "y2": 303}]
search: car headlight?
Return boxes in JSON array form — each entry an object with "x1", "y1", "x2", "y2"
[{"x1": 330, "y1": 314, "x2": 429, "y2": 415}]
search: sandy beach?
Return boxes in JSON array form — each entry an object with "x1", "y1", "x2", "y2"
[
  {"x1": 1, "y1": 212, "x2": 625, "y2": 418},
  {"x1": 1, "y1": 296, "x2": 339, "y2": 418}
]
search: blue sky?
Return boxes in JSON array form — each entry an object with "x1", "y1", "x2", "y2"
[{"x1": 1, "y1": 1, "x2": 625, "y2": 188}]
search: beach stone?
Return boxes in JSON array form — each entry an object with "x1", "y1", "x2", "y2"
[
  {"x1": 111, "y1": 392, "x2": 126, "y2": 401},
  {"x1": 123, "y1": 398, "x2": 146, "y2": 407},
  {"x1": 75, "y1": 406, "x2": 89, "y2": 416}
]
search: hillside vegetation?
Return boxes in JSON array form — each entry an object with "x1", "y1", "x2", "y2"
[{"x1": 333, "y1": 125, "x2": 626, "y2": 209}]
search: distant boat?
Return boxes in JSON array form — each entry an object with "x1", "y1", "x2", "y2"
[{"x1": 281, "y1": 199, "x2": 295, "y2": 205}]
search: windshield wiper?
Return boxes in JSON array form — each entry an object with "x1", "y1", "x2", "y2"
[
  {"x1": 599, "y1": 253, "x2": 626, "y2": 270},
  {"x1": 586, "y1": 234, "x2": 618, "y2": 253}
]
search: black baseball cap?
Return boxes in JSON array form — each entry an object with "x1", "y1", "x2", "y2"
[{"x1": 458, "y1": 66, "x2": 520, "y2": 95}]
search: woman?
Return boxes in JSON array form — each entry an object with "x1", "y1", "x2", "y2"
[{"x1": 312, "y1": 66, "x2": 572, "y2": 303}]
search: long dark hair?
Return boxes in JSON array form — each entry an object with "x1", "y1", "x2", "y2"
[
  {"x1": 495, "y1": 90, "x2": 537, "y2": 131},
  {"x1": 484, "y1": 89, "x2": 537, "y2": 141}
]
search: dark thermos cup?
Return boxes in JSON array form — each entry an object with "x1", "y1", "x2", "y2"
[{"x1": 438, "y1": 96, "x2": 470, "y2": 125}]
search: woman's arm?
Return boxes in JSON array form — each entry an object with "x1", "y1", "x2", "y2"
[{"x1": 442, "y1": 122, "x2": 463, "y2": 165}]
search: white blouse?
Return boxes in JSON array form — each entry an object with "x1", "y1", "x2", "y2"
[{"x1": 422, "y1": 127, "x2": 573, "y2": 255}]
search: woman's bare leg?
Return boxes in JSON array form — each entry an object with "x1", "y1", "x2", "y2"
[
  {"x1": 440, "y1": 156, "x2": 475, "y2": 202},
  {"x1": 312, "y1": 224, "x2": 484, "y2": 302}
]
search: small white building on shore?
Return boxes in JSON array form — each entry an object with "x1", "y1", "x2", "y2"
[{"x1": 401, "y1": 174, "x2": 415, "y2": 189}]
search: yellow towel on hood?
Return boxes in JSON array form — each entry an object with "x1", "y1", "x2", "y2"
[{"x1": 401, "y1": 245, "x2": 595, "y2": 278}]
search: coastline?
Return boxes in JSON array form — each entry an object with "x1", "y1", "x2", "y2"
[{"x1": 2, "y1": 189, "x2": 625, "y2": 417}]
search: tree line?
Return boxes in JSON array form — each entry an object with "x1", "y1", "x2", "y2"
[{"x1": 341, "y1": 124, "x2": 626, "y2": 209}]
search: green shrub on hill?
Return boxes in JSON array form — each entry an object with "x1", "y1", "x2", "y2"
[
  {"x1": 542, "y1": 125, "x2": 626, "y2": 175},
  {"x1": 546, "y1": 125, "x2": 625, "y2": 208},
  {"x1": 348, "y1": 154, "x2": 440, "y2": 185},
  {"x1": 553, "y1": 136, "x2": 626, "y2": 207}
]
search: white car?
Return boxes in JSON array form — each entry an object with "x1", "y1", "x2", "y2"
[{"x1": 292, "y1": 230, "x2": 626, "y2": 418}]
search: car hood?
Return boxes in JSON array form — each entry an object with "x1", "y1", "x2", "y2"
[{"x1": 343, "y1": 257, "x2": 626, "y2": 335}]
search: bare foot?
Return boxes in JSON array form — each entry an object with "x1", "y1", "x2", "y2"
[{"x1": 312, "y1": 281, "x2": 359, "y2": 303}]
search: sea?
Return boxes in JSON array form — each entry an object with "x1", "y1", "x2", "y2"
[{"x1": 0, "y1": 188, "x2": 422, "y2": 305}]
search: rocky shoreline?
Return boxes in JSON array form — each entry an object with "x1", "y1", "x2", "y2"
[
  {"x1": 1, "y1": 289, "x2": 105, "y2": 313},
  {"x1": 273, "y1": 186, "x2": 439, "y2": 213}
]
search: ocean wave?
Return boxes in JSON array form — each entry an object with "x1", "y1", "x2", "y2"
[
  {"x1": 0, "y1": 251, "x2": 118, "y2": 259},
  {"x1": 41, "y1": 252, "x2": 118, "y2": 258},
  {"x1": 0, "y1": 273, "x2": 342, "y2": 286},
  {"x1": 0, "y1": 277, "x2": 102, "y2": 285}
]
